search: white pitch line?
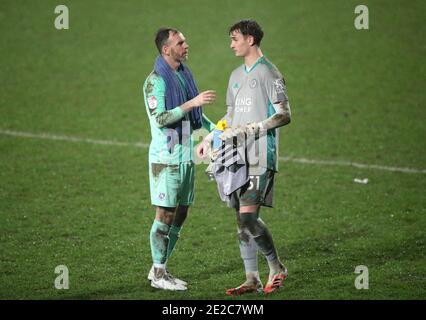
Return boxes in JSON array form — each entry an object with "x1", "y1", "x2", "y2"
[
  {"x1": 0, "y1": 128, "x2": 149, "y2": 148},
  {"x1": 278, "y1": 156, "x2": 426, "y2": 174},
  {"x1": 1, "y1": 128, "x2": 425, "y2": 174}
]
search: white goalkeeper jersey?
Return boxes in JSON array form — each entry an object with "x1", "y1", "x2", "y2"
[{"x1": 225, "y1": 56, "x2": 288, "y2": 173}]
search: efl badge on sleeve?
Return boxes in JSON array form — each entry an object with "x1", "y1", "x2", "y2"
[
  {"x1": 274, "y1": 79, "x2": 285, "y2": 94},
  {"x1": 148, "y1": 96, "x2": 158, "y2": 110}
]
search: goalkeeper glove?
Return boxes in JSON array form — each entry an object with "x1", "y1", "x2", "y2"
[
  {"x1": 219, "y1": 122, "x2": 264, "y2": 140},
  {"x1": 219, "y1": 126, "x2": 244, "y2": 140},
  {"x1": 245, "y1": 122, "x2": 263, "y2": 135}
]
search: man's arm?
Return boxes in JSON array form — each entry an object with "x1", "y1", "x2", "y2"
[
  {"x1": 239, "y1": 98, "x2": 290, "y2": 137},
  {"x1": 262, "y1": 74, "x2": 291, "y2": 129},
  {"x1": 259, "y1": 100, "x2": 291, "y2": 130},
  {"x1": 144, "y1": 74, "x2": 179, "y2": 128},
  {"x1": 153, "y1": 92, "x2": 216, "y2": 129},
  {"x1": 180, "y1": 90, "x2": 216, "y2": 115},
  {"x1": 144, "y1": 74, "x2": 216, "y2": 128}
]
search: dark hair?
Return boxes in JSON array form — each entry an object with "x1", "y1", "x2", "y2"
[
  {"x1": 229, "y1": 20, "x2": 264, "y2": 46},
  {"x1": 155, "y1": 27, "x2": 178, "y2": 54}
]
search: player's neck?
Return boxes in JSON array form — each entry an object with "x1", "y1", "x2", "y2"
[
  {"x1": 244, "y1": 47, "x2": 263, "y2": 69},
  {"x1": 163, "y1": 55, "x2": 180, "y2": 70}
]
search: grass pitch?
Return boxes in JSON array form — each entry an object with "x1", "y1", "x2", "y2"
[{"x1": 0, "y1": 0, "x2": 425, "y2": 299}]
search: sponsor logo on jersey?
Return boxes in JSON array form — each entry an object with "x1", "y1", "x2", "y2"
[
  {"x1": 236, "y1": 97, "x2": 252, "y2": 106},
  {"x1": 235, "y1": 106, "x2": 252, "y2": 113},
  {"x1": 235, "y1": 97, "x2": 252, "y2": 113}
]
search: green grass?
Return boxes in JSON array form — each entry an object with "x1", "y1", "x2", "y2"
[{"x1": 0, "y1": 0, "x2": 425, "y2": 299}]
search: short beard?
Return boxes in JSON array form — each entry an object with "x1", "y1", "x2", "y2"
[{"x1": 171, "y1": 49, "x2": 187, "y2": 63}]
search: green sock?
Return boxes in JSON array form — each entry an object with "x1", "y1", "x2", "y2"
[
  {"x1": 150, "y1": 220, "x2": 171, "y2": 264},
  {"x1": 166, "y1": 225, "x2": 182, "y2": 259}
]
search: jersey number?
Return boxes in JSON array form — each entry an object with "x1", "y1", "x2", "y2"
[{"x1": 248, "y1": 175, "x2": 260, "y2": 191}]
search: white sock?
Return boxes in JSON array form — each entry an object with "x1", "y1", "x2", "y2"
[
  {"x1": 153, "y1": 263, "x2": 166, "y2": 278},
  {"x1": 153, "y1": 263, "x2": 166, "y2": 269}
]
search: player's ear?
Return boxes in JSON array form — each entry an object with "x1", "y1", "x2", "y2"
[
  {"x1": 247, "y1": 35, "x2": 255, "y2": 46},
  {"x1": 162, "y1": 44, "x2": 169, "y2": 56}
]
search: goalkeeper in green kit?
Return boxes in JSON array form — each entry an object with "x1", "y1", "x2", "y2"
[{"x1": 143, "y1": 27, "x2": 216, "y2": 291}]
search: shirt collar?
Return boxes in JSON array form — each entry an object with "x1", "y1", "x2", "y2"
[{"x1": 244, "y1": 56, "x2": 264, "y2": 73}]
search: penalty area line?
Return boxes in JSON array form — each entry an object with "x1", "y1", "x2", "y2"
[{"x1": 1, "y1": 128, "x2": 425, "y2": 174}]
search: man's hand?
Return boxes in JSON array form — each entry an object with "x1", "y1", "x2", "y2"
[
  {"x1": 181, "y1": 90, "x2": 216, "y2": 113},
  {"x1": 196, "y1": 139, "x2": 211, "y2": 159},
  {"x1": 191, "y1": 90, "x2": 216, "y2": 107}
]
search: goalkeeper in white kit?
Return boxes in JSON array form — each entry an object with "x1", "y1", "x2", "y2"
[{"x1": 197, "y1": 19, "x2": 292, "y2": 295}]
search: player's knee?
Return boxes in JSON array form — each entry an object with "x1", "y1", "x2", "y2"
[
  {"x1": 174, "y1": 206, "x2": 188, "y2": 226},
  {"x1": 237, "y1": 228, "x2": 251, "y2": 245},
  {"x1": 239, "y1": 212, "x2": 263, "y2": 236},
  {"x1": 155, "y1": 206, "x2": 175, "y2": 225}
]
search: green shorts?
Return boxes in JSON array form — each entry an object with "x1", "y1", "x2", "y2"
[
  {"x1": 229, "y1": 170, "x2": 275, "y2": 209},
  {"x1": 149, "y1": 162, "x2": 195, "y2": 207}
]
